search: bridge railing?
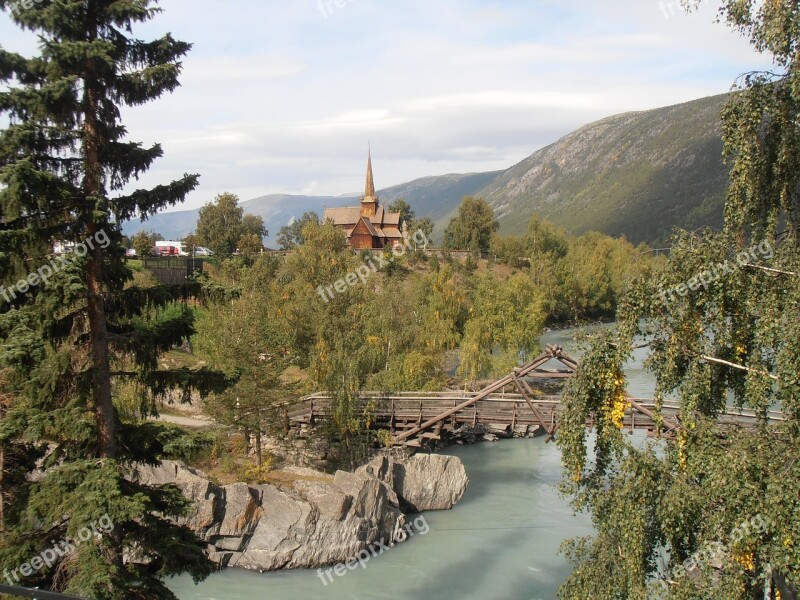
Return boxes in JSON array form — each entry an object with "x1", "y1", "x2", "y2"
[{"x1": 287, "y1": 395, "x2": 787, "y2": 433}]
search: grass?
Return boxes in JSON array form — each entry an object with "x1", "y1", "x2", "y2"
[
  {"x1": 187, "y1": 429, "x2": 334, "y2": 487},
  {"x1": 160, "y1": 348, "x2": 206, "y2": 370}
]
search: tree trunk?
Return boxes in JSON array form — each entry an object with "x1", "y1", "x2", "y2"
[
  {"x1": 84, "y1": 80, "x2": 116, "y2": 460},
  {"x1": 83, "y1": 4, "x2": 124, "y2": 572},
  {"x1": 255, "y1": 429, "x2": 262, "y2": 469},
  {"x1": 0, "y1": 443, "x2": 4, "y2": 539}
]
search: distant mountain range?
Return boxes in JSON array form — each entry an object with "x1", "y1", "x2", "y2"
[
  {"x1": 121, "y1": 194, "x2": 357, "y2": 244},
  {"x1": 122, "y1": 93, "x2": 731, "y2": 247}
]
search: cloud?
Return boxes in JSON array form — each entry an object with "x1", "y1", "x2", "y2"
[{"x1": 0, "y1": 0, "x2": 775, "y2": 211}]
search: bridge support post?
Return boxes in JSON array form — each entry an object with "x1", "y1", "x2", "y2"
[{"x1": 512, "y1": 376, "x2": 555, "y2": 441}]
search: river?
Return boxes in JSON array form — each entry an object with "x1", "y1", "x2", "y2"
[{"x1": 167, "y1": 325, "x2": 656, "y2": 599}]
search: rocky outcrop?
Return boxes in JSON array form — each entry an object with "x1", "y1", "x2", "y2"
[
  {"x1": 356, "y1": 453, "x2": 469, "y2": 512},
  {"x1": 133, "y1": 453, "x2": 467, "y2": 571}
]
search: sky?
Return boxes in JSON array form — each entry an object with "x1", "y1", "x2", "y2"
[{"x1": 0, "y1": 0, "x2": 775, "y2": 211}]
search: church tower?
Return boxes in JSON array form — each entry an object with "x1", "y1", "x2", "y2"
[{"x1": 361, "y1": 148, "x2": 379, "y2": 218}]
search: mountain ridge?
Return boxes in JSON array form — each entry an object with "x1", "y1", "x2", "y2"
[
  {"x1": 122, "y1": 93, "x2": 731, "y2": 247},
  {"x1": 479, "y1": 93, "x2": 730, "y2": 244}
]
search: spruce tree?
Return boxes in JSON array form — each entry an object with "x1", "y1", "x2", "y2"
[{"x1": 0, "y1": 1, "x2": 229, "y2": 597}]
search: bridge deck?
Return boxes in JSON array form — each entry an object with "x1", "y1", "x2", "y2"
[
  {"x1": 285, "y1": 346, "x2": 786, "y2": 447},
  {"x1": 287, "y1": 393, "x2": 785, "y2": 443}
]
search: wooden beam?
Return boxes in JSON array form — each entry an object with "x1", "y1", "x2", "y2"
[
  {"x1": 546, "y1": 422, "x2": 559, "y2": 443},
  {"x1": 624, "y1": 395, "x2": 679, "y2": 434},
  {"x1": 520, "y1": 378, "x2": 537, "y2": 398},
  {"x1": 512, "y1": 377, "x2": 554, "y2": 438},
  {"x1": 394, "y1": 375, "x2": 511, "y2": 443},
  {"x1": 527, "y1": 372, "x2": 575, "y2": 379}
]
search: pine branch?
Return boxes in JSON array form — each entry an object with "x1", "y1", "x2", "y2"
[{"x1": 113, "y1": 174, "x2": 200, "y2": 220}]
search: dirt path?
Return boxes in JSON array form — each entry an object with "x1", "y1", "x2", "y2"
[{"x1": 154, "y1": 413, "x2": 214, "y2": 428}]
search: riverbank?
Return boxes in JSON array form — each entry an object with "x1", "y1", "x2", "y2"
[
  {"x1": 166, "y1": 325, "x2": 638, "y2": 598},
  {"x1": 138, "y1": 452, "x2": 469, "y2": 573},
  {"x1": 167, "y1": 437, "x2": 595, "y2": 600}
]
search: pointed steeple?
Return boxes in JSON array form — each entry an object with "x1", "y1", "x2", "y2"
[
  {"x1": 365, "y1": 146, "x2": 376, "y2": 199},
  {"x1": 361, "y1": 146, "x2": 378, "y2": 218}
]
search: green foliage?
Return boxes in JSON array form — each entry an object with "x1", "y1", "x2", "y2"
[
  {"x1": 195, "y1": 193, "x2": 266, "y2": 257},
  {"x1": 411, "y1": 216, "x2": 435, "y2": 245},
  {"x1": 443, "y1": 196, "x2": 499, "y2": 253},
  {"x1": 276, "y1": 211, "x2": 319, "y2": 250},
  {"x1": 367, "y1": 351, "x2": 444, "y2": 392},
  {"x1": 556, "y1": 3, "x2": 800, "y2": 598},
  {"x1": 237, "y1": 232, "x2": 264, "y2": 257},
  {"x1": 458, "y1": 273, "x2": 546, "y2": 380},
  {"x1": 242, "y1": 214, "x2": 267, "y2": 240},
  {"x1": 194, "y1": 259, "x2": 295, "y2": 454},
  {"x1": 490, "y1": 235, "x2": 528, "y2": 268},
  {"x1": 0, "y1": 2, "x2": 231, "y2": 596},
  {"x1": 490, "y1": 215, "x2": 651, "y2": 323},
  {"x1": 552, "y1": 232, "x2": 641, "y2": 323},
  {"x1": 388, "y1": 199, "x2": 415, "y2": 224},
  {"x1": 131, "y1": 230, "x2": 159, "y2": 258}
]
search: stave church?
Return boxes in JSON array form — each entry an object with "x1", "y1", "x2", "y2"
[{"x1": 323, "y1": 151, "x2": 409, "y2": 250}]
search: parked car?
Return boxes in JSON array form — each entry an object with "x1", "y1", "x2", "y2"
[
  {"x1": 193, "y1": 246, "x2": 214, "y2": 256},
  {"x1": 153, "y1": 245, "x2": 180, "y2": 257},
  {"x1": 125, "y1": 248, "x2": 137, "y2": 258},
  {"x1": 155, "y1": 241, "x2": 185, "y2": 256}
]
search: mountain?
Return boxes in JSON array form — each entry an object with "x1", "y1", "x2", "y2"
[
  {"x1": 122, "y1": 207, "x2": 200, "y2": 241},
  {"x1": 122, "y1": 194, "x2": 357, "y2": 243},
  {"x1": 123, "y1": 93, "x2": 732, "y2": 247},
  {"x1": 380, "y1": 171, "x2": 503, "y2": 225},
  {"x1": 241, "y1": 193, "x2": 357, "y2": 238},
  {"x1": 479, "y1": 94, "x2": 730, "y2": 245}
]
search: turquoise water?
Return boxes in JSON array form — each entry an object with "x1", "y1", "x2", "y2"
[
  {"x1": 168, "y1": 326, "x2": 654, "y2": 600},
  {"x1": 167, "y1": 439, "x2": 593, "y2": 600}
]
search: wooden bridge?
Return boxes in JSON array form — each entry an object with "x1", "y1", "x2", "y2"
[{"x1": 286, "y1": 346, "x2": 786, "y2": 447}]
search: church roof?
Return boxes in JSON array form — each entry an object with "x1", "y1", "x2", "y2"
[
  {"x1": 382, "y1": 227, "x2": 404, "y2": 239},
  {"x1": 382, "y1": 211, "x2": 401, "y2": 226},
  {"x1": 322, "y1": 150, "x2": 406, "y2": 246},
  {"x1": 357, "y1": 217, "x2": 381, "y2": 238},
  {"x1": 323, "y1": 206, "x2": 404, "y2": 230},
  {"x1": 323, "y1": 207, "x2": 362, "y2": 226}
]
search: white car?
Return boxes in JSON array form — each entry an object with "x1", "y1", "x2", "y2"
[{"x1": 193, "y1": 247, "x2": 214, "y2": 256}]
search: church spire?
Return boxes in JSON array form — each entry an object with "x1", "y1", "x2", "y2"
[
  {"x1": 361, "y1": 146, "x2": 378, "y2": 218},
  {"x1": 364, "y1": 146, "x2": 376, "y2": 199}
]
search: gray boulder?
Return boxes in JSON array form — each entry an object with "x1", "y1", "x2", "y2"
[
  {"x1": 357, "y1": 453, "x2": 469, "y2": 512},
  {"x1": 133, "y1": 460, "x2": 406, "y2": 572}
]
